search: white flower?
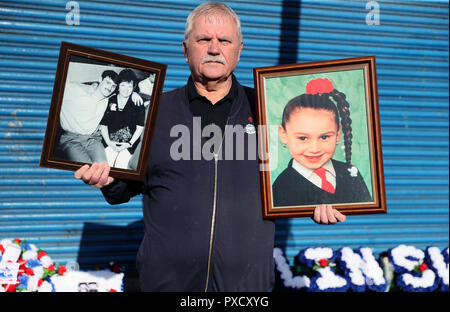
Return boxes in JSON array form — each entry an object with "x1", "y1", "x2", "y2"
[
  {"x1": 315, "y1": 267, "x2": 347, "y2": 290},
  {"x1": 340, "y1": 247, "x2": 365, "y2": 286},
  {"x1": 359, "y1": 248, "x2": 386, "y2": 286},
  {"x1": 0, "y1": 239, "x2": 12, "y2": 246},
  {"x1": 27, "y1": 244, "x2": 38, "y2": 252},
  {"x1": 273, "y1": 248, "x2": 310, "y2": 289},
  {"x1": 22, "y1": 250, "x2": 38, "y2": 261},
  {"x1": 400, "y1": 270, "x2": 436, "y2": 288},
  {"x1": 27, "y1": 276, "x2": 40, "y2": 292},
  {"x1": 348, "y1": 166, "x2": 358, "y2": 177},
  {"x1": 38, "y1": 281, "x2": 53, "y2": 292},
  {"x1": 40, "y1": 255, "x2": 53, "y2": 268},
  {"x1": 389, "y1": 244, "x2": 438, "y2": 291},
  {"x1": 304, "y1": 247, "x2": 333, "y2": 261},
  {"x1": 33, "y1": 266, "x2": 44, "y2": 279},
  {"x1": 390, "y1": 245, "x2": 424, "y2": 271},
  {"x1": 426, "y1": 246, "x2": 449, "y2": 289},
  {"x1": 339, "y1": 247, "x2": 387, "y2": 291}
]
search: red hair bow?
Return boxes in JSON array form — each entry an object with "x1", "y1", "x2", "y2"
[{"x1": 305, "y1": 78, "x2": 334, "y2": 95}]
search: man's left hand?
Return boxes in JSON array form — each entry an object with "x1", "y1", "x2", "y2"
[{"x1": 312, "y1": 204, "x2": 346, "y2": 224}]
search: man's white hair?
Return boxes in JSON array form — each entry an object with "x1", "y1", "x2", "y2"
[{"x1": 184, "y1": 2, "x2": 243, "y2": 45}]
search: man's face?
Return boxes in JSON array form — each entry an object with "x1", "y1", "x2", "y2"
[
  {"x1": 98, "y1": 76, "x2": 117, "y2": 98},
  {"x1": 278, "y1": 108, "x2": 340, "y2": 170},
  {"x1": 183, "y1": 13, "x2": 242, "y2": 83}
]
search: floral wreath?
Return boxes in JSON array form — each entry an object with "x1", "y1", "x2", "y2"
[
  {"x1": 338, "y1": 247, "x2": 387, "y2": 292},
  {"x1": 388, "y1": 244, "x2": 439, "y2": 292},
  {"x1": 295, "y1": 247, "x2": 349, "y2": 292},
  {"x1": 274, "y1": 245, "x2": 448, "y2": 292},
  {"x1": 273, "y1": 248, "x2": 310, "y2": 291},
  {"x1": 0, "y1": 239, "x2": 66, "y2": 292}
]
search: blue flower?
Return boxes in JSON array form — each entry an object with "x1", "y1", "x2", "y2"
[
  {"x1": 17, "y1": 274, "x2": 29, "y2": 291},
  {"x1": 26, "y1": 258, "x2": 41, "y2": 268}
]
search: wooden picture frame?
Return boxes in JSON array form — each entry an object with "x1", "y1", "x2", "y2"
[
  {"x1": 40, "y1": 41, "x2": 167, "y2": 181},
  {"x1": 254, "y1": 56, "x2": 386, "y2": 218}
]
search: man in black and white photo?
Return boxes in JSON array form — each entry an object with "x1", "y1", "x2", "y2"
[{"x1": 58, "y1": 69, "x2": 119, "y2": 164}]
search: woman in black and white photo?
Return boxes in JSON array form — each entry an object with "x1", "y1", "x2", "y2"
[{"x1": 100, "y1": 68, "x2": 145, "y2": 170}]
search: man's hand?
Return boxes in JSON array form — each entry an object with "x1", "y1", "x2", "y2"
[
  {"x1": 74, "y1": 162, "x2": 114, "y2": 188},
  {"x1": 131, "y1": 92, "x2": 143, "y2": 106},
  {"x1": 312, "y1": 204, "x2": 346, "y2": 224}
]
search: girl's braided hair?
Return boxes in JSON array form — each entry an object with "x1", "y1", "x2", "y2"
[{"x1": 281, "y1": 78, "x2": 353, "y2": 165}]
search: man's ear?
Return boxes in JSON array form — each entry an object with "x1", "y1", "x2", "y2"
[
  {"x1": 278, "y1": 125, "x2": 288, "y2": 145},
  {"x1": 182, "y1": 41, "x2": 189, "y2": 63},
  {"x1": 237, "y1": 41, "x2": 243, "y2": 62}
]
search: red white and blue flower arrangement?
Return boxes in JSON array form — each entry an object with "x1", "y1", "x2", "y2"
[
  {"x1": 0, "y1": 239, "x2": 67, "y2": 292},
  {"x1": 1, "y1": 238, "x2": 124, "y2": 292},
  {"x1": 274, "y1": 245, "x2": 449, "y2": 292}
]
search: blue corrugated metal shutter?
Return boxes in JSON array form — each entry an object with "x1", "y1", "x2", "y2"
[{"x1": 0, "y1": 0, "x2": 448, "y2": 272}]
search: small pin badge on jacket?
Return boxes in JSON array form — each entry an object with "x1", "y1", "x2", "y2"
[{"x1": 245, "y1": 117, "x2": 256, "y2": 134}]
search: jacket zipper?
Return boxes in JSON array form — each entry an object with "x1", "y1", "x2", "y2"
[
  {"x1": 204, "y1": 152, "x2": 219, "y2": 292},
  {"x1": 204, "y1": 115, "x2": 230, "y2": 292}
]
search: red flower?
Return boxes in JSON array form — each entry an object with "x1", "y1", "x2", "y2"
[
  {"x1": 18, "y1": 264, "x2": 27, "y2": 276},
  {"x1": 109, "y1": 289, "x2": 117, "y2": 292},
  {"x1": 305, "y1": 78, "x2": 334, "y2": 95},
  {"x1": 58, "y1": 265, "x2": 67, "y2": 275},
  {"x1": 13, "y1": 238, "x2": 21, "y2": 245},
  {"x1": 248, "y1": 117, "x2": 253, "y2": 123},
  {"x1": 319, "y1": 259, "x2": 329, "y2": 267},
  {"x1": 47, "y1": 264, "x2": 55, "y2": 271},
  {"x1": 37, "y1": 279, "x2": 44, "y2": 287},
  {"x1": 17, "y1": 259, "x2": 27, "y2": 266},
  {"x1": 37, "y1": 250, "x2": 47, "y2": 260},
  {"x1": 0, "y1": 244, "x2": 4, "y2": 254},
  {"x1": 419, "y1": 263, "x2": 428, "y2": 272},
  {"x1": 25, "y1": 268, "x2": 34, "y2": 276},
  {"x1": 5, "y1": 284, "x2": 17, "y2": 292},
  {"x1": 111, "y1": 264, "x2": 121, "y2": 273}
]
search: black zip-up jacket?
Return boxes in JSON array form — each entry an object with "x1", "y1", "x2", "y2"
[{"x1": 101, "y1": 80, "x2": 275, "y2": 291}]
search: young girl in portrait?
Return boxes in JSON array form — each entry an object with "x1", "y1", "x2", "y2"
[{"x1": 272, "y1": 78, "x2": 373, "y2": 207}]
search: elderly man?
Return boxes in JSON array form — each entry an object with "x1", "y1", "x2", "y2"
[{"x1": 75, "y1": 2, "x2": 346, "y2": 292}]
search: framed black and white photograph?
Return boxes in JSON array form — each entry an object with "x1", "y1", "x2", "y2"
[
  {"x1": 254, "y1": 56, "x2": 386, "y2": 218},
  {"x1": 40, "y1": 41, "x2": 167, "y2": 181}
]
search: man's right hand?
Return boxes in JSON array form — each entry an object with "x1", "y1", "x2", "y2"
[
  {"x1": 131, "y1": 92, "x2": 144, "y2": 106},
  {"x1": 74, "y1": 162, "x2": 114, "y2": 188}
]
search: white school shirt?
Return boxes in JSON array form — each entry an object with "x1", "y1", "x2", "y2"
[
  {"x1": 291, "y1": 159, "x2": 337, "y2": 189},
  {"x1": 60, "y1": 82, "x2": 109, "y2": 135}
]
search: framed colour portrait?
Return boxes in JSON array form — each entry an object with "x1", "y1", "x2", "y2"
[
  {"x1": 254, "y1": 56, "x2": 386, "y2": 218},
  {"x1": 40, "y1": 42, "x2": 167, "y2": 181}
]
